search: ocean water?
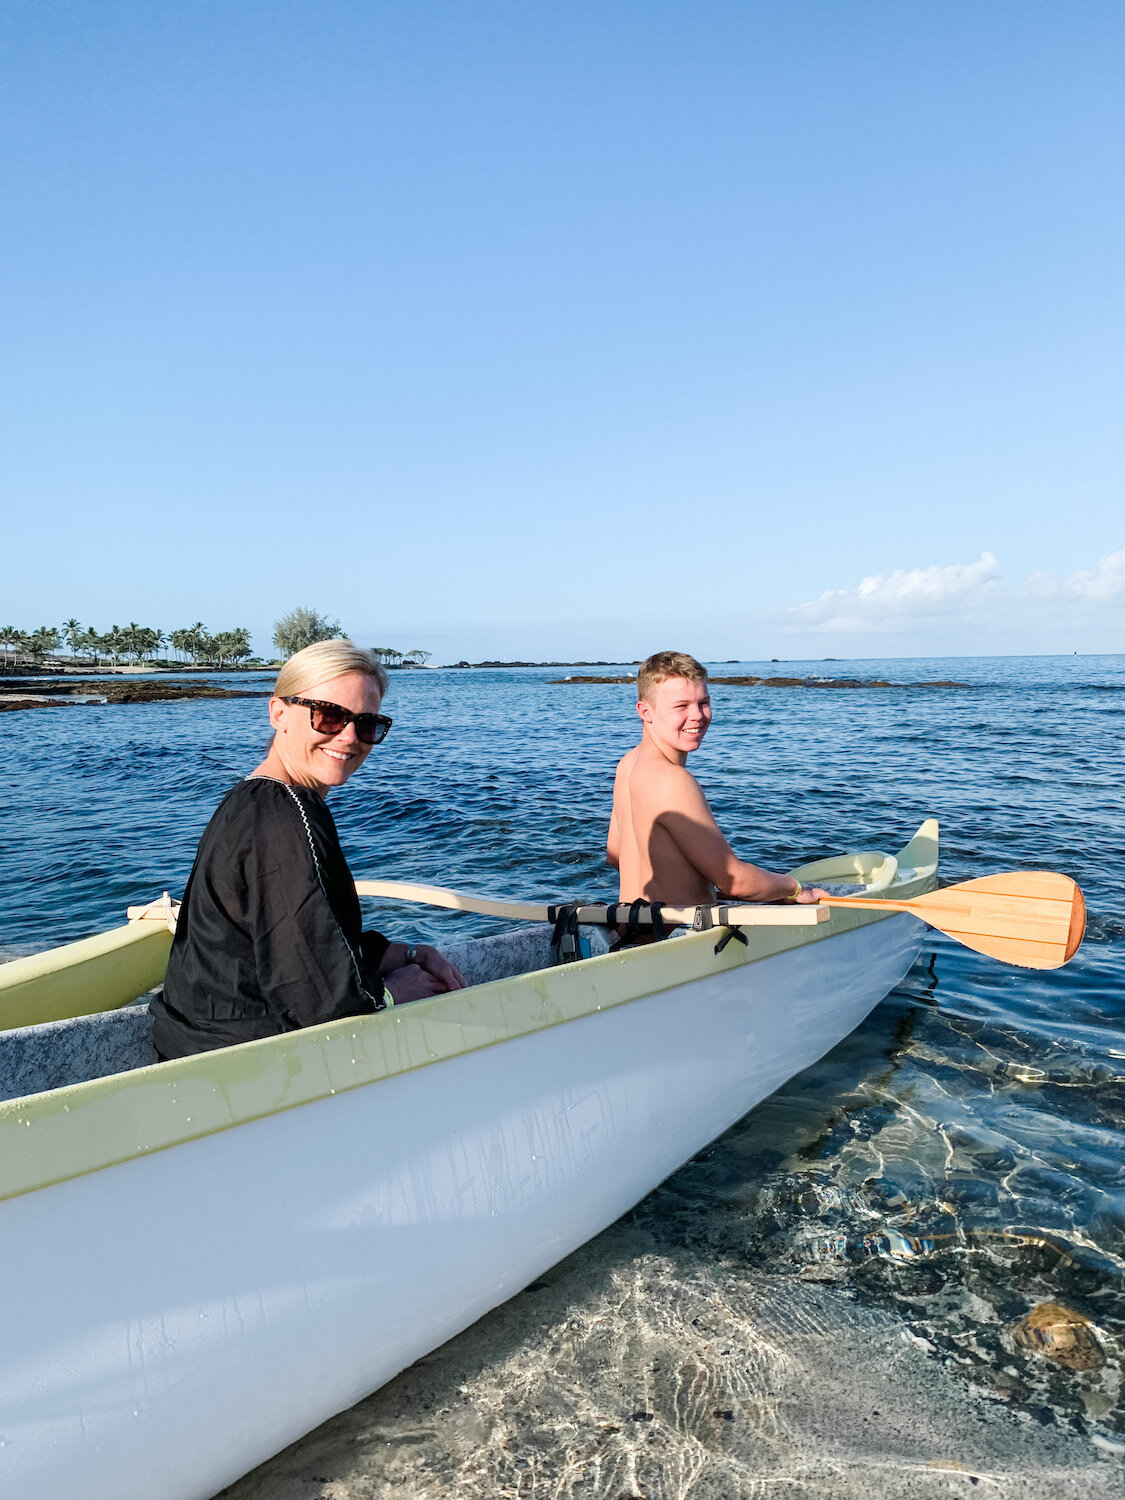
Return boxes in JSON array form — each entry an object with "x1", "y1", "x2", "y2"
[{"x1": 2, "y1": 654, "x2": 1123, "y2": 1494}]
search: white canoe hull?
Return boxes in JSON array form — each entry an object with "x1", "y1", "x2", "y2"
[{"x1": 0, "y1": 913, "x2": 922, "y2": 1500}]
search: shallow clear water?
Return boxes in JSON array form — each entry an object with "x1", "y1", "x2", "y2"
[{"x1": 2, "y1": 654, "x2": 1123, "y2": 1482}]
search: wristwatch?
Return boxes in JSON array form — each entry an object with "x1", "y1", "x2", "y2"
[{"x1": 404, "y1": 945, "x2": 419, "y2": 966}]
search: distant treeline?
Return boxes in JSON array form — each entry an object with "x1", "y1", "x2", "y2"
[
  {"x1": 1, "y1": 609, "x2": 434, "y2": 671},
  {"x1": 0, "y1": 621, "x2": 255, "y2": 668}
]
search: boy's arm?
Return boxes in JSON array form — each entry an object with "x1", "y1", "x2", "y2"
[{"x1": 655, "y1": 769, "x2": 806, "y2": 903}]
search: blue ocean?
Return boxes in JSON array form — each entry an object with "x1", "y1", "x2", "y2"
[{"x1": 2, "y1": 654, "x2": 1122, "y2": 1492}]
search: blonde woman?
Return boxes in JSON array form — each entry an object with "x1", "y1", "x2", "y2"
[{"x1": 151, "y1": 640, "x2": 464, "y2": 1060}]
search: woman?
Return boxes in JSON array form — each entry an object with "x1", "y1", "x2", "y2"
[{"x1": 150, "y1": 640, "x2": 465, "y2": 1060}]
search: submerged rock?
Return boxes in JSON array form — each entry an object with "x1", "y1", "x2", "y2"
[
  {"x1": 1012, "y1": 1302, "x2": 1106, "y2": 1372},
  {"x1": 0, "y1": 681, "x2": 265, "y2": 711}
]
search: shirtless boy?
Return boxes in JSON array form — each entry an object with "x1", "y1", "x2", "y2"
[{"x1": 607, "y1": 650, "x2": 828, "y2": 908}]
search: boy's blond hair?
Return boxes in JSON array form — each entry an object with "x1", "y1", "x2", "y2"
[{"x1": 636, "y1": 650, "x2": 708, "y2": 703}]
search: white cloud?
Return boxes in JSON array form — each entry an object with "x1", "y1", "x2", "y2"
[
  {"x1": 786, "y1": 552, "x2": 1002, "y2": 634},
  {"x1": 783, "y1": 549, "x2": 1125, "y2": 637},
  {"x1": 1027, "y1": 549, "x2": 1125, "y2": 605}
]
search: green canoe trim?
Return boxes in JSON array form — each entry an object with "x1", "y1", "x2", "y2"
[{"x1": 0, "y1": 920, "x2": 173, "y2": 1032}]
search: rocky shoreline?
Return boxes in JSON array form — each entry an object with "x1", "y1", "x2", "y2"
[{"x1": 0, "y1": 682, "x2": 267, "y2": 713}]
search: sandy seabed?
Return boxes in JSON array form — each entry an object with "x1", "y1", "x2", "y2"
[{"x1": 216, "y1": 1217, "x2": 1124, "y2": 1500}]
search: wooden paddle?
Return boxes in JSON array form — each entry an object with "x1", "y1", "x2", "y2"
[
  {"x1": 353, "y1": 879, "x2": 828, "y2": 929},
  {"x1": 820, "y1": 872, "x2": 1086, "y2": 970},
  {"x1": 356, "y1": 871, "x2": 1086, "y2": 970}
]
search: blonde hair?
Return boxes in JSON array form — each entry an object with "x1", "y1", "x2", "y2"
[
  {"x1": 274, "y1": 639, "x2": 389, "y2": 699},
  {"x1": 637, "y1": 649, "x2": 708, "y2": 702}
]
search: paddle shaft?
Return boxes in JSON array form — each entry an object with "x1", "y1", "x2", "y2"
[
  {"x1": 822, "y1": 895, "x2": 945, "y2": 913},
  {"x1": 353, "y1": 879, "x2": 827, "y2": 929}
]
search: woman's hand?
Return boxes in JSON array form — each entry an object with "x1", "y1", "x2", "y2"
[
  {"x1": 384, "y1": 964, "x2": 446, "y2": 1004},
  {"x1": 416, "y1": 944, "x2": 467, "y2": 991},
  {"x1": 382, "y1": 943, "x2": 467, "y2": 1004}
]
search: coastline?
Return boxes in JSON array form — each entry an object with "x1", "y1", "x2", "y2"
[{"x1": 0, "y1": 682, "x2": 266, "y2": 712}]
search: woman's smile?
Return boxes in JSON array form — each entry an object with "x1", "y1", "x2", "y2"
[{"x1": 268, "y1": 671, "x2": 383, "y2": 793}]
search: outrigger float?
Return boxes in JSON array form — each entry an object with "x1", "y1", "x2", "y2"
[{"x1": 0, "y1": 819, "x2": 959, "y2": 1497}]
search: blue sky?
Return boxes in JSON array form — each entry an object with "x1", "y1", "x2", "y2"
[{"x1": 2, "y1": 1, "x2": 1122, "y2": 661}]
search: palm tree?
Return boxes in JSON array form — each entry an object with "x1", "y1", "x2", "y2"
[
  {"x1": 79, "y1": 627, "x2": 101, "y2": 668},
  {"x1": 177, "y1": 622, "x2": 207, "y2": 664},
  {"x1": 0, "y1": 625, "x2": 21, "y2": 671},
  {"x1": 208, "y1": 629, "x2": 243, "y2": 668},
  {"x1": 25, "y1": 626, "x2": 61, "y2": 663},
  {"x1": 134, "y1": 626, "x2": 161, "y2": 663},
  {"x1": 62, "y1": 619, "x2": 82, "y2": 663}
]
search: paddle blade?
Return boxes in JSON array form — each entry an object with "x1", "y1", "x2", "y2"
[{"x1": 914, "y1": 872, "x2": 1086, "y2": 970}]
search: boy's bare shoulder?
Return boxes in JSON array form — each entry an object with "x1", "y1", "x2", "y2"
[
  {"x1": 613, "y1": 745, "x2": 640, "y2": 784},
  {"x1": 631, "y1": 753, "x2": 703, "y2": 806}
]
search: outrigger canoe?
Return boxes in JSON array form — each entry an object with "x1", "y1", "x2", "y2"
[{"x1": 0, "y1": 820, "x2": 938, "y2": 1500}]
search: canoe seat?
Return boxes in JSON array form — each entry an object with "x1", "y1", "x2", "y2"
[
  {"x1": 0, "y1": 1004, "x2": 156, "y2": 1104},
  {"x1": 0, "y1": 926, "x2": 614, "y2": 1102},
  {"x1": 440, "y1": 924, "x2": 610, "y2": 986}
]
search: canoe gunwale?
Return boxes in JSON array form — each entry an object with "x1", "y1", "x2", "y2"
[{"x1": 0, "y1": 920, "x2": 173, "y2": 1032}]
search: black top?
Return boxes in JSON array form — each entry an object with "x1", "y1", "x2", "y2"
[{"x1": 150, "y1": 777, "x2": 389, "y2": 1059}]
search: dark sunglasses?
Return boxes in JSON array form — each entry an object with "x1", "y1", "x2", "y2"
[{"x1": 282, "y1": 696, "x2": 393, "y2": 745}]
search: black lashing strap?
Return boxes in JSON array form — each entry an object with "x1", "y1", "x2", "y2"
[
  {"x1": 548, "y1": 903, "x2": 583, "y2": 964},
  {"x1": 712, "y1": 904, "x2": 748, "y2": 955},
  {"x1": 548, "y1": 900, "x2": 678, "y2": 961},
  {"x1": 607, "y1": 899, "x2": 671, "y2": 953},
  {"x1": 713, "y1": 926, "x2": 748, "y2": 955},
  {"x1": 692, "y1": 901, "x2": 748, "y2": 953}
]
